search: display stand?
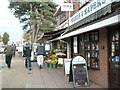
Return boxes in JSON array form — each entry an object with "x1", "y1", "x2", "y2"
[{"x1": 72, "y1": 56, "x2": 89, "y2": 87}]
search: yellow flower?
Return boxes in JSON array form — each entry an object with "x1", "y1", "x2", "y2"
[{"x1": 51, "y1": 60, "x2": 58, "y2": 64}]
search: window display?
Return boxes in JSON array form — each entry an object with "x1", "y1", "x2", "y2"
[
  {"x1": 80, "y1": 31, "x2": 99, "y2": 69},
  {"x1": 111, "y1": 30, "x2": 120, "y2": 63}
]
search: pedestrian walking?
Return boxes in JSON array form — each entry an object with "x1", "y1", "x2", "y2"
[
  {"x1": 12, "y1": 42, "x2": 16, "y2": 57},
  {"x1": 23, "y1": 43, "x2": 32, "y2": 70},
  {"x1": 4, "y1": 41, "x2": 14, "y2": 68},
  {"x1": 36, "y1": 44, "x2": 45, "y2": 69}
]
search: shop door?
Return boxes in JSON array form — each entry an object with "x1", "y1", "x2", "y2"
[{"x1": 109, "y1": 29, "x2": 120, "y2": 88}]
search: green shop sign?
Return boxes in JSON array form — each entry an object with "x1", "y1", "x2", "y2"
[{"x1": 70, "y1": 0, "x2": 112, "y2": 26}]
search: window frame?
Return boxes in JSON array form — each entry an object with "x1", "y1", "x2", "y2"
[{"x1": 79, "y1": 30, "x2": 100, "y2": 70}]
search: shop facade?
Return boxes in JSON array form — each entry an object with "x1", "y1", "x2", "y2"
[
  {"x1": 51, "y1": 0, "x2": 120, "y2": 88},
  {"x1": 68, "y1": 24, "x2": 120, "y2": 88}
]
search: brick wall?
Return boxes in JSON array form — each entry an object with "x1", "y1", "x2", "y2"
[{"x1": 88, "y1": 28, "x2": 109, "y2": 88}]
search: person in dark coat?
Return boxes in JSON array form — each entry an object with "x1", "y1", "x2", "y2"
[
  {"x1": 36, "y1": 45, "x2": 45, "y2": 69},
  {"x1": 4, "y1": 41, "x2": 14, "y2": 68},
  {"x1": 23, "y1": 43, "x2": 32, "y2": 70}
]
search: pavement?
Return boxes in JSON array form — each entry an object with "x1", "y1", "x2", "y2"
[
  {"x1": 1, "y1": 53, "x2": 28, "y2": 88},
  {"x1": 0, "y1": 52, "x2": 102, "y2": 89}
]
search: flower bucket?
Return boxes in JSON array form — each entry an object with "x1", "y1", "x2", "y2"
[
  {"x1": 49, "y1": 63, "x2": 53, "y2": 68},
  {"x1": 47, "y1": 63, "x2": 49, "y2": 67},
  {"x1": 52, "y1": 64, "x2": 57, "y2": 68}
]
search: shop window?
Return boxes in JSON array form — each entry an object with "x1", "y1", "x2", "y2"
[
  {"x1": 84, "y1": 33, "x2": 89, "y2": 41},
  {"x1": 79, "y1": 31, "x2": 99, "y2": 69},
  {"x1": 90, "y1": 31, "x2": 99, "y2": 41},
  {"x1": 111, "y1": 30, "x2": 120, "y2": 63},
  {"x1": 90, "y1": 42, "x2": 99, "y2": 68}
]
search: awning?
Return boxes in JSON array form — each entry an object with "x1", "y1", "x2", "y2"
[
  {"x1": 50, "y1": 3, "x2": 120, "y2": 41},
  {"x1": 68, "y1": 4, "x2": 112, "y2": 31},
  {"x1": 58, "y1": 14, "x2": 120, "y2": 40},
  {"x1": 50, "y1": 13, "x2": 120, "y2": 41},
  {"x1": 37, "y1": 28, "x2": 67, "y2": 41}
]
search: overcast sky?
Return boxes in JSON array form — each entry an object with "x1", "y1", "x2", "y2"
[{"x1": 0, "y1": 0, "x2": 64, "y2": 42}]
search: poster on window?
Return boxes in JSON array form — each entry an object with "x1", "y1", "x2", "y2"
[
  {"x1": 74, "y1": 36, "x2": 78, "y2": 53},
  {"x1": 64, "y1": 58, "x2": 71, "y2": 75},
  {"x1": 45, "y1": 43, "x2": 50, "y2": 51}
]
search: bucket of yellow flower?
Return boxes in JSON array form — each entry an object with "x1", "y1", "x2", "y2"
[
  {"x1": 50, "y1": 54, "x2": 58, "y2": 68},
  {"x1": 51, "y1": 60, "x2": 58, "y2": 68}
]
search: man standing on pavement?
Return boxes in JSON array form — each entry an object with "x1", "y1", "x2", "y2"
[
  {"x1": 23, "y1": 43, "x2": 32, "y2": 70},
  {"x1": 4, "y1": 41, "x2": 14, "y2": 68}
]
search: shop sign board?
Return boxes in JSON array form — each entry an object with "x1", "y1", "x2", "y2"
[
  {"x1": 61, "y1": 3, "x2": 73, "y2": 11},
  {"x1": 72, "y1": 56, "x2": 89, "y2": 87},
  {"x1": 70, "y1": 0, "x2": 112, "y2": 26},
  {"x1": 64, "y1": 58, "x2": 71, "y2": 75}
]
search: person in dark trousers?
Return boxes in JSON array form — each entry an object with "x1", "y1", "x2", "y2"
[
  {"x1": 23, "y1": 43, "x2": 32, "y2": 70},
  {"x1": 4, "y1": 41, "x2": 14, "y2": 68},
  {"x1": 12, "y1": 42, "x2": 16, "y2": 57}
]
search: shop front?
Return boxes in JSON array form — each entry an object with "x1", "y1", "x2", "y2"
[
  {"x1": 57, "y1": 2, "x2": 120, "y2": 88},
  {"x1": 70, "y1": 29, "x2": 108, "y2": 88},
  {"x1": 64, "y1": 23, "x2": 120, "y2": 88}
]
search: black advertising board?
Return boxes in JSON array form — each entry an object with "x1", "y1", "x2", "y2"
[
  {"x1": 73, "y1": 64, "x2": 89, "y2": 86},
  {"x1": 72, "y1": 56, "x2": 89, "y2": 87}
]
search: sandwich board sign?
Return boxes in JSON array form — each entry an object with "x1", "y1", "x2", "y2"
[{"x1": 72, "y1": 56, "x2": 89, "y2": 87}]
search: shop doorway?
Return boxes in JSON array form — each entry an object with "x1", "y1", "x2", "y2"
[{"x1": 108, "y1": 26, "x2": 120, "y2": 88}]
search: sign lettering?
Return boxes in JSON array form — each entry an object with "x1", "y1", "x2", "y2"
[{"x1": 70, "y1": 0, "x2": 112, "y2": 26}]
